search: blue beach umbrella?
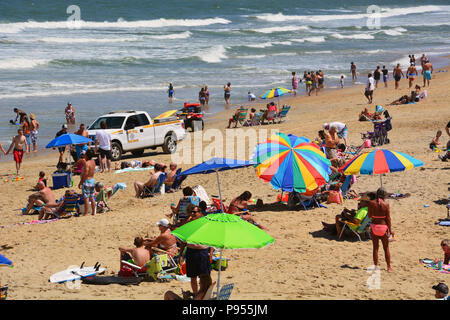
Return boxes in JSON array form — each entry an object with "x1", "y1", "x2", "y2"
[{"x1": 45, "y1": 133, "x2": 93, "y2": 148}]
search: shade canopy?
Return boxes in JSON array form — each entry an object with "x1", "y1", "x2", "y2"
[{"x1": 179, "y1": 157, "x2": 254, "y2": 176}]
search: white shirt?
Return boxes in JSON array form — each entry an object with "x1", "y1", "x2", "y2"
[
  {"x1": 95, "y1": 130, "x2": 111, "y2": 151},
  {"x1": 366, "y1": 77, "x2": 375, "y2": 91},
  {"x1": 248, "y1": 93, "x2": 256, "y2": 101},
  {"x1": 329, "y1": 122, "x2": 346, "y2": 132}
]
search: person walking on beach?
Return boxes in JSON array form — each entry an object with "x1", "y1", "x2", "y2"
[
  {"x1": 422, "y1": 60, "x2": 433, "y2": 87},
  {"x1": 95, "y1": 121, "x2": 112, "y2": 173},
  {"x1": 5, "y1": 128, "x2": 28, "y2": 175},
  {"x1": 224, "y1": 82, "x2": 231, "y2": 104},
  {"x1": 305, "y1": 72, "x2": 312, "y2": 96},
  {"x1": 21, "y1": 115, "x2": 31, "y2": 153},
  {"x1": 373, "y1": 66, "x2": 381, "y2": 88},
  {"x1": 350, "y1": 62, "x2": 357, "y2": 81},
  {"x1": 168, "y1": 82, "x2": 174, "y2": 101},
  {"x1": 29, "y1": 113, "x2": 39, "y2": 153},
  {"x1": 65, "y1": 103, "x2": 75, "y2": 124},
  {"x1": 368, "y1": 188, "x2": 394, "y2": 272},
  {"x1": 291, "y1": 72, "x2": 298, "y2": 96},
  {"x1": 420, "y1": 54, "x2": 427, "y2": 69},
  {"x1": 382, "y1": 65, "x2": 389, "y2": 87},
  {"x1": 406, "y1": 63, "x2": 418, "y2": 89},
  {"x1": 78, "y1": 150, "x2": 96, "y2": 216},
  {"x1": 365, "y1": 73, "x2": 375, "y2": 104},
  {"x1": 393, "y1": 64, "x2": 404, "y2": 89}
]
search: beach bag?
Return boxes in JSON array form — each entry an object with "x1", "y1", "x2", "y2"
[
  {"x1": 211, "y1": 259, "x2": 228, "y2": 271},
  {"x1": 327, "y1": 190, "x2": 343, "y2": 204},
  {"x1": 385, "y1": 119, "x2": 392, "y2": 131}
]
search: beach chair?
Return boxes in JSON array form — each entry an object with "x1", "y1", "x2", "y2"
[
  {"x1": 211, "y1": 283, "x2": 234, "y2": 300},
  {"x1": 96, "y1": 183, "x2": 126, "y2": 212},
  {"x1": 340, "y1": 175, "x2": 353, "y2": 199},
  {"x1": 167, "y1": 169, "x2": 185, "y2": 192},
  {"x1": 173, "y1": 195, "x2": 201, "y2": 225},
  {"x1": 344, "y1": 139, "x2": 371, "y2": 159},
  {"x1": 339, "y1": 214, "x2": 372, "y2": 241},
  {"x1": 140, "y1": 173, "x2": 167, "y2": 198},
  {"x1": 211, "y1": 196, "x2": 228, "y2": 213},
  {"x1": 262, "y1": 110, "x2": 276, "y2": 125},
  {"x1": 192, "y1": 185, "x2": 212, "y2": 205},
  {"x1": 120, "y1": 252, "x2": 178, "y2": 281},
  {"x1": 236, "y1": 108, "x2": 249, "y2": 127},
  {"x1": 1, "y1": 286, "x2": 8, "y2": 300},
  {"x1": 244, "y1": 112, "x2": 262, "y2": 126},
  {"x1": 276, "y1": 105, "x2": 291, "y2": 123}
]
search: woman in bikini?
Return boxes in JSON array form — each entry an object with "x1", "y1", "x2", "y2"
[
  {"x1": 228, "y1": 191, "x2": 267, "y2": 230},
  {"x1": 368, "y1": 188, "x2": 394, "y2": 272}
]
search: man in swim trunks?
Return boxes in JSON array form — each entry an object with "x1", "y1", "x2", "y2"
[
  {"x1": 23, "y1": 181, "x2": 57, "y2": 215},
  {"x1": 119, "y1": 237, "x2": 151, "y2": 268},
  {"x1": 5, "y1": 128, "x2": 28, "y2": 175},
  {"x1": 74, "y1": 123, "x2": 90, "y2": 161},
  {"x1": 406, "y1": 63, "x2": 418, "y2": 88},
  {"x1": 78, "y1": 150, "x2": 96, "y2": 216},
  {"x1": 422, "y1": 60, "x2": 433, "y2": 87},
  {"x1": 144, "y1": 218, "x2": 178, "y2": 257},
  {"x1": 368, "y1": 188, "x2": 394, "y2": 272},
  {"x1": 350, "y1": 62, "x2": 357, "y2": 81},
  {"x1": 393, "y1": 64, "x2": 404, "y2": 89},
  {"x1": 381, "y1": 65, "x2": 389, "y2": 87},
  {"x1": 168, "y1": 82, "x2": 174, "y2": 100},
  {"x1": 164, "y1": 162, "x2": 178, "y2": 192}
]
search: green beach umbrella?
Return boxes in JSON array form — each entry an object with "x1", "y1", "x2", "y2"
[{"x1": 172, "y1": 213, "x2": 274, "y2": 296}]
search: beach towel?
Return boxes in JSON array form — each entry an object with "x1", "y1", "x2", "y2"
[
  {"x1": 1, "y1": 218, "x2": 59, "y2": 229},
  {"x1": 419, "y1": 259, "x2": 450, "y2": 274},
  {"x1": 114, "y1": 167, "x2": 153, "y2": 174},
  {"x1": 439, "y1": 221, "x2": 450, "y2": 226}
]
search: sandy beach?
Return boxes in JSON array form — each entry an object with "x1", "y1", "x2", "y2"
[{"x1": 1, "y1": 62, "x2": 449, "y2": 300}]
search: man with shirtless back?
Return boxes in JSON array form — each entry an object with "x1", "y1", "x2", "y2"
[
  {"x1": 144, "y1": 218, "x2": 178, "y2": 257},
  {"x1": 23, "y1": 181, "x2": 57, "y2": 215},
  {"x1": 393, "y1": 64, "x2": 404, "y2": 90},
  {"x1": 422, "y1": 60, "x2": 434, "y2": 87},
  {"x1": 73, "y1": 123, "x2": 90, "y2": 161},
  {"x1": 78, "y1": 150, "x2": 96, "y2": 216},
  {"x1": 119, "y1": 237, "x2": 151, "y2": 268},
  {"x1": 5, "y1": 128, "x2": 28, "y2": 175}
]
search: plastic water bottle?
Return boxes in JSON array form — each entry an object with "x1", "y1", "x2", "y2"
[{"x1": 424, "y1": 204, "x2": 430, "y2": 208}]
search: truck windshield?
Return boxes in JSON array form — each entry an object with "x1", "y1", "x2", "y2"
[{"x1": 89, "y1": 116, "x2": 125, "y2": 130}]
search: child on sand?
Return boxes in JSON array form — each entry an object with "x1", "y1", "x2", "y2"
[
  {"x1": 340, "y1": 75, "x2": 344, "y2": 88},
  {"x1": 430, "y1": 130, "x2": 442, "y2": 150}
]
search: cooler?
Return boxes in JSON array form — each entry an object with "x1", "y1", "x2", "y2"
[{"x1": 52, "y1": 172, "x2": 71, "y2": 189}]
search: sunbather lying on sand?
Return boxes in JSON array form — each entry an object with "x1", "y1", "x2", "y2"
[
  {"x1": 359, "y1": 108, "x2": 374, "y2": 121},
  {"x1": 389, "y1": 95, "x2": 411, "y2": 105},
  {"x1": 119, "y1": 236, "x2": 151, "y2": 268}
]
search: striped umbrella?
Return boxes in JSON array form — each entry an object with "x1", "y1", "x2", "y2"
[
  {"x1": 253, "y1": 132, "x2": 332, "y2": 193},
  {"x1": 260, "y1": 87, "x2": 292, "y2": 105},
  {"x1": 339, "y1": 149, "x2": 424, "y2": 187}
]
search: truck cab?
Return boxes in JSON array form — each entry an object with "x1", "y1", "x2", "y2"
[{"x1": 87, "y1": 110, "x2": 186, "y2": 161}]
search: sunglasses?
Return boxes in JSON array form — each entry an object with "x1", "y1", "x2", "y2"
[{"x1": 442, "y1": 243, "x2": 447, "y2": 247}]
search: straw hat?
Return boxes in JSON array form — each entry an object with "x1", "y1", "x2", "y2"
[{"x1": 30, "y1": 113, "x2": 35, "y2": 120}]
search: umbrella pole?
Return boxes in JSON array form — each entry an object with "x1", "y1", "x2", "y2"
[
  {"x1": 216, "y1": 171, "x2": 225, "y2": 214},
  {"x1": 215, "y1": 249, "x2": 223, "y2": 297},
  {"x1": 380, "y1": 175, "x2": 383, "y2": 188}
]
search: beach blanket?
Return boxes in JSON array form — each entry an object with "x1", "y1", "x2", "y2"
[
  {"x1": 419, "y1": 259, "x2": 450, "y2": 274},
  {"x1": 1, "y1": 218, "x2": 59, "y2": 229},
  {"x1": 114, "y1": 167, "x2": 153, "y2": 174}
]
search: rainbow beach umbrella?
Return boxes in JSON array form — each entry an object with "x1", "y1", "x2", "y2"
[
  {"x1": 260, "y1": 87, "x2": 292, "y2": 105},
  {"x1": 253, "y1": 132, "x2": 332, "y2": 193},
  {"x1": 339, "y1": 149, "x2": 424, "y2": 187}
]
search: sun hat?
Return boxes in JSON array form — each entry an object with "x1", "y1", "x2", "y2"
[
  {"x1": 156, "y1": 218, "x2": 170, "y2": 228},
  {"x1": 62, "y1": 124, "x2": 68, "y2": 129},
  {"x1": 376, "y1": 105, "x2": 384, "y2": 113},
  {"x1": 30, "y1": 113, "x2": 35, "y2": 120}
]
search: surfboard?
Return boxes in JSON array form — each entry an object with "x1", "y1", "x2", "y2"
[
  {"x1": 154, "y1": 109, "x2": 177, "y2": 120},
  {"x1": 49, "y1": 262, "x2": 106, "y2": 283}
]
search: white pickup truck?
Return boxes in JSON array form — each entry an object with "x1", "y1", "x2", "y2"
[{"x1": 87, "y1": 111, "x2": 186, "y2": 161}]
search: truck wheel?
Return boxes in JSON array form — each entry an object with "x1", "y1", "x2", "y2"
[
  {"x1": 162, "y1": 134, "x2": 177, "y2": 154},
  {"x1": 111, "y1": 141, "x2": 123, "y2": 161},
  {"x1": 131, "y1": 149, "x2": 144, "y2": 157}
]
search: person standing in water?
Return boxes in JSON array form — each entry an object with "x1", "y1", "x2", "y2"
[
  {"x1": 373, "y1": 66, "x2": 381, "y2": 88},
  {"x1": 29, "y1": 113, "x2": 39, "y2": 153},
  {"x1": 168, "y1": 82, "x2": 174, "y2": 101},
  {"x1": 204, "y1": 85, "x2": 210, "y2": 104},
  {"x1": 368, "y1": 188, "x2": 394, "y2": 272},
  {"x1": 291, "y1": 72, "x2": 298, "y2": 96},
  {"x1": 350, "y1": 62, "x2": 357, "y2": 82},
  {"x1": 224, "y1": 82, "x2": 231, "y2": 104},
  {"x1": 65, "y1": 103, "x2": 76, "y2": 124}
]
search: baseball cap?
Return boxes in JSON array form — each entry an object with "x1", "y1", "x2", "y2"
[
  {"x1": 62, "y1": 124, "x2": 68, "y2": 129},
  {"x1": 432, "y1": 283, "x2": 449, "y2": 295},
  {"x1": 156, "y1": 218, "x2": 170, "y2": 228},
  {"x1": 323, "y1": 123, "x2": 329, "y2": 129}
]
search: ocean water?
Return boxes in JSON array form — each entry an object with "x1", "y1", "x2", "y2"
[{"x1": 0, "y1": 0, "x2": 449, "y2": 147}]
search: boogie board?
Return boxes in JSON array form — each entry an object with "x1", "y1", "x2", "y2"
[
  {"x1": 9, "y1": 120, "x2": 19, "y2": 125},
  {"x1": 49, "y1": 262, "x2": 106, "y2": 283}
]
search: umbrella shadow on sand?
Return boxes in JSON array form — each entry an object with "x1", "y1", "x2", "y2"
[
  {"x1": 309, "y1": 229, "x2": 369, "y2": 243},
  {"x1": 250, "y1": 202, "x2": 290, "y2": 213}
]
